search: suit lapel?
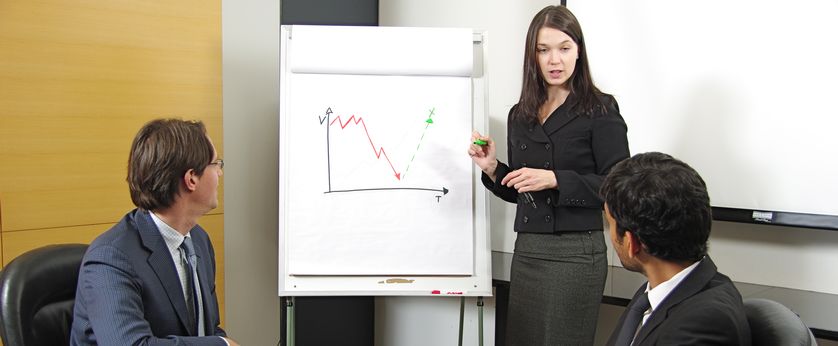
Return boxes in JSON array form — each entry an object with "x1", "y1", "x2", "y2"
[
  {"x1": 134, "y1": 209, "x2": 196, "y2": 335},
  {"x1": 542, "y1": 111, "x2": 579, "y2": 136},
  {"x1": 519, "y1": 119, "x2": 550, "y2": 144},
  {"x1": 633, "y1": 258, "x2": 718, "y2": 344},
  {"x1": 541, "y1": 93, "x2": 581, "y2": 136}
]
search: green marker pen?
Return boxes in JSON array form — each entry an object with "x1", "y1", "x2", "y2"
[{"x1": 473, "y1": 139, "x2": 488, "y2": 146}]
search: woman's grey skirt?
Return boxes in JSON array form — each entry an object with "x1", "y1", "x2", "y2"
[{"x1": 505, "y1": 230, "x2": 608, "y2": 346}]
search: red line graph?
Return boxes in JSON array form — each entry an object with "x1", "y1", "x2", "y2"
[{"x1": 330, "y1": 115, "x2": 401, "y2": 180}]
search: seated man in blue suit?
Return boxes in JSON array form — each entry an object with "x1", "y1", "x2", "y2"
[
  {"x1": 601, "y1": 152, "x2": 750, "y2": 346},
  {"x1": 71, "y1": 119, "x2": 239, "y2": 345}
]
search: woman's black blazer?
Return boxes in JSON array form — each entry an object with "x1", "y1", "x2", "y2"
[{"x1": 482, "y1": 94, "x2": 630, "y2": 233}]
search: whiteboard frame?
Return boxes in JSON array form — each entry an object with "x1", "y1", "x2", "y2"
[{"x1": 278, "y1": 25, "x2": 491, "y2": 296}]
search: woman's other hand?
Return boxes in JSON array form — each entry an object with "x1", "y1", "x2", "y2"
[{"x1": 500, "y1": 167, "x2": 558, "y2": 192}]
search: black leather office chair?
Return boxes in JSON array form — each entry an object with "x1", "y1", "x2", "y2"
[
  {"x1": 744, "y1": 298, "x2": 818, "y2": 346},
  {"x1": 0, "y1": 243, "x2": 88, "y2": 346}
]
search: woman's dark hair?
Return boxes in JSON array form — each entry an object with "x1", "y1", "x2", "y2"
[
  {"x1": 515, "y1": 5, "x2": 608, "y2": 122},
  {"x1": 600, "y1": 152, "x2": 712, "y2": 262},
  {"x1": 127, "y1": 118, "x2": 214, "y2": 211}
]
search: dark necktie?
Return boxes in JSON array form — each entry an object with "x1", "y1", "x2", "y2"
[
  {"x1": 614, "y1": 292, "x2": 651, "y2": 346},
  {"x1": 180, "y1": 237, "x2": 204, "y2": 335}
]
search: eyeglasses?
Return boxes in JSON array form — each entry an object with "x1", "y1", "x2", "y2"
[{"x1": 209, "y1": 159, "x2": 224, "y2": 170}]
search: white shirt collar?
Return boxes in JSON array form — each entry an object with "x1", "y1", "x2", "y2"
[
  {"x1": 643, "y1": 257, "x2": 703, "y2": 322},
  {"x1": 148, "y1": 211, "x2": 189, "y2": 253}
]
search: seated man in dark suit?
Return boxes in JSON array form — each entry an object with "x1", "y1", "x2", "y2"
[
  {"x1": 70, "y1": 119, "x2": 239, "y2": 345},
  {"x1": 601, "y1": 152, "x2": 750, "y2": 346}
]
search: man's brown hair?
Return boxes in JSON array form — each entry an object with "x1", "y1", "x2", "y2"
[{"x1": 127, "y1": 119, "x2": 214, "y2": 210}]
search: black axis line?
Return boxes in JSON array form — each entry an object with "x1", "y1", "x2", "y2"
[
  {"x1": 327, "y1": 111, "x2": 331, "y2": 191},
  {"x1": 325, "y1": 187, "x2": 449, "y2": 195},
  {"x1": 318, "y1": 108, "x2": 334, "y2": 191}
]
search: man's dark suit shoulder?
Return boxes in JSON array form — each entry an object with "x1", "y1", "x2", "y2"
[{"x1": 641, "y1": 270, "x2": 751, "y2": 345}]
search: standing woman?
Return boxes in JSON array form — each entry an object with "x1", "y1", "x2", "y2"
[{"x1": 468, "y1": 5, "x2": 629, "y2": 345}]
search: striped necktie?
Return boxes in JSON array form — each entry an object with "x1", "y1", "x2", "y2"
[{"x1": 180, "y1": 236, "x2": 205, "y2": 336}]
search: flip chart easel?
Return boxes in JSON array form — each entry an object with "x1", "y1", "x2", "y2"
[{"x1": 278, "y1": 25, "x2": 491, "y2": 297}]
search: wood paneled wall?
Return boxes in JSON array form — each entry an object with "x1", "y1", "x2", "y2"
[{"x1": 0, "y1": 0, "x2": 224, "y2": 326}]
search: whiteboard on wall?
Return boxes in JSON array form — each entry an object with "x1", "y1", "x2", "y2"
[
  {"x1": 570, "y1": 0, "x2": 838, "y2": 225},
  {"x1": 278, "y1": 25, "x2": 491, "y2": 296}
]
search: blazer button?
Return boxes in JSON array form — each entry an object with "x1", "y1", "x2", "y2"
[
  {"x1": 544, "y1": 215, "x2": 551, "y2": 222},
  {"x1": 545, "y1": 144, "x2": 551, "y2": 150},
  {"x1": 523, "y1": 216, "x2": 529, "y2": 223},
  {"x1": 544, "y1": 161, "x2": 550, "y2": 169},
  {"x1": 520, "y1": 143, "x2": 527, "y2": 150},
  {"x1": 547, "y1": 197, "x2": 552, "y2": 205},
  {"x1": 521, "y1": 162, "x2": 528, "y2": 167}
]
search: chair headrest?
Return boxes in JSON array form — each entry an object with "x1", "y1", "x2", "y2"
[
  {"x1": 0, "y1": 244, "x2": 88, "y2": 346},
  {"x1": 743, "y1": 298, "x2": 815, "y2": 346}
]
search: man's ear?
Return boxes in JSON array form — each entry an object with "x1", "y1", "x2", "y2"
[
  {"x1": 183, "y1": 169, "x2": 199, "y2": 192},
  {"x1": 624, "y1": 230, "x2": 643, "y2": 258}
]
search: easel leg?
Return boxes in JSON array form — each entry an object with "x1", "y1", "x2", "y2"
[
  {"x1": 458, "y1": 296, "x2": 465, "y2": 346},
  {"x1": 286, "y1": 297, "x2": 295, "y2": 346},
  {"x1": 477, "y1": 297, "x2": 484, "y2": 346}
]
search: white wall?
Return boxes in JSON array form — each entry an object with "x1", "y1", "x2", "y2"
[
  {"x1": 376, "y1": 295, "x2": 496, "y2": 346},
  {"x1": 710, "y1": 222, "x2": 838, "y2": 295},
  {"x1": 221, "y1": 0, "x2": 282, "y2": 345}
]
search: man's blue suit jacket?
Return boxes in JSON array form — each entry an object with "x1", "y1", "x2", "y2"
[{"x1": 70, "y1": 209, "x2": 227, "y2": 345}]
